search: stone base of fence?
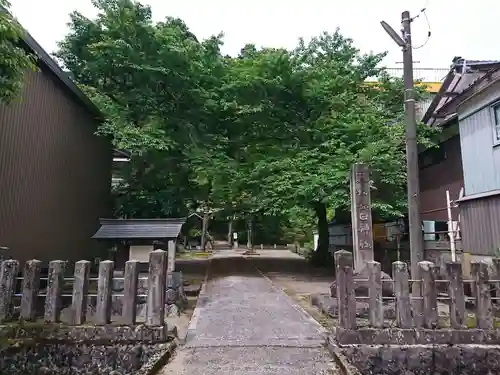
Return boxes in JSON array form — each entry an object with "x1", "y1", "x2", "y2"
[
  {"x1": 0, "y1": 323, "x2": 174, "y2": 343},
  {"x1": 326, "y1": 250, "x2": 500, "y2": 374},
  {"x1": 327, "y1": 336, "x2": 500, "y2": 375},
  {"x1": 0, "y1": 323, "x2": 176, "y2": 375},
  {"x1": 331, "y1": 327, "x2": 500, "y2": 346},
  {"x1": 1, "y1": 340, "x2": 176, "y2": 375},
  {"x1": 0, "y1": 250, "x2": 187, "y2": 374}
]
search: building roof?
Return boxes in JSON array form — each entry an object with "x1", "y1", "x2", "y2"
[
  {"x1": 437, "y1": 65, "x2": 500, "y2": 116},
  {"x1": 1, "y1": 6, "x2": 103, "y2": 120},
  {"x1": 422, "y1": 57, "x2": 500, "y2": 126},
  {"x1": 92, "y1": 218, "x2": 186, "y2": 240}
]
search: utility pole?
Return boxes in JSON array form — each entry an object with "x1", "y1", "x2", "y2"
[
  {"x1": 381, "y1": 11, "x2": 424, "y2": 281},
  {"x1": 401, "y1": 10, "x2": 424, "y2": 280}
]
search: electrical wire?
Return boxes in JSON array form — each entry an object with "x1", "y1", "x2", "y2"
[
  {"x1": 410, "y1": 0, "x2": 432, "y2": 50},
  {"x1": 412, "y1": 9, "x2": 431, "y2": 49}
]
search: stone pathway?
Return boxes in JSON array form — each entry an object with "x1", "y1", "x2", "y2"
[{"x1": 160, "y1": 255, "x2": 336, "y2": 374}]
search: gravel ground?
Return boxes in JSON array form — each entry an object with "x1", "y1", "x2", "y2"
[{"x1": 160, "y1": 255, "x2": 339, "y2": 375}]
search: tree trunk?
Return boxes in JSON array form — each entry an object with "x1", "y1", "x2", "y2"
[
  {"x1": 201, "y1": 213, "x2": 209, "y2": 250},
  {"x1": 311, "y1": 202, "x2": 331, "y2": 266},
  {"x1": 227, "y1": 215, "x2": 234, "y2": 246}
]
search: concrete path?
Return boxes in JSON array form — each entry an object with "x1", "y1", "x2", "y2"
[{"x1": 161, "y1": 256, "x2": 336, "y2": 374}]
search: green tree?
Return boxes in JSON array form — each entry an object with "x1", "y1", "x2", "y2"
[
  {"x1": 0, "y1": 0, "x2": 36, "y2": 103},
  {"x1": 56, "y1": 0, "x2": 225, "y2": 218},
  {"x1": 246, "y1": 32, "x2": 437, "y2": 264},
  {"x1": 56, "y1": 0, "x2": 438, "y2": 257},
  {"x1": 194, "y1": 31, "x2": 437, "y2": 263}
]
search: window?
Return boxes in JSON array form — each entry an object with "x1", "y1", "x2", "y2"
[{"x1": 494, "y1": 104, "x2": 500, "y2": 145}]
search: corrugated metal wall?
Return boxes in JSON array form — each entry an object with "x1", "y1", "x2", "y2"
[
  {"x1": 460, "y1": 195, "x2": 500, "y2": 255},
  {"x1": 0, "y1": 67, "x2": 112, "y2": 263},
  {"x1": 459, "y1": 84, "x2": 500, "y2": 195}
]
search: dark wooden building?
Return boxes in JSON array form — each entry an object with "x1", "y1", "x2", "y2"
[{"x1": 0, "y1": 31, "x2": 112, "y2": 262}]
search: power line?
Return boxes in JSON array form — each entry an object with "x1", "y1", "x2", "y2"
[{"x1": 412, "y1": 8, "x2": 431, "y2": 49}]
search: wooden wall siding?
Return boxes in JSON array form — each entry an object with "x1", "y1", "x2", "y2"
[
  {"x1": 0, "y1": 67, "x2": 112, "y2": 262},
  {"x1": 419, "y1": 136, "x2": 464, "y2": 221}
]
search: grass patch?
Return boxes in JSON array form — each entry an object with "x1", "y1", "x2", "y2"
[
  {"x1": 184, "y1": 278, "x2": 204, "y2": 285},
  {"x1": 281, "y1": 288, "x2": 337, "y2": 330},
  {"x1": 176, "y1": 252, "x2": 211, "y2": 259},
  {"x1": 437, "y1": 314, "x2": 500, "y2": 328}
]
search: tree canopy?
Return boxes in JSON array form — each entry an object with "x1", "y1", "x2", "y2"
[
  {"x1": 0, "y1": 0, "x2": 36, "y2": 103},
  {"x1": 55, "y1": 0, "x2": 438, "y2": 263}
]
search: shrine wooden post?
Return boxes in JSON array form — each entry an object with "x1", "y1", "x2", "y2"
[{"x1": 350, "y1": 163, "x2": 374, "y2": 271}]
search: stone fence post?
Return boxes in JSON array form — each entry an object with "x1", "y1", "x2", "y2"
[
  {"x1": 146, "y1": 250, "x2": 167, "y2": 326},
  {"x1": 366, "y1": 260, "x2": 383, "y2": 328},
  {"x1": 72, "y1": 260, "x2": 90, "y2": 325},
  {"x1": 122, "y1": 260, "x2": 139, "y2": 325},
  {"x1": 20, "y1": 259, "x2": 41, "y2": 321},
  {"x1": 0, "y1": 260, "x2": 19, "y2": 323},
  {"x1": 96, "y1": 260, "x2": 114, "y2": 325},
  {"x1": 472, "y1": 261, "x2": 493, "y2": 329},
  {"x1": 446, "y1": 262, "x2": 466, "y2": 328},
  {"x1": 44, "y1": 260, "x2": 66, "y2": 323},
  {"x1": 418, "y1": 261, "x2": 438, "y2": 329},
  {"x1": 392, "y1": 261, "x2": 411, "y2": 328},
  {"x1": 334, "y1": 250, "x2": 356, "y2": 329}
]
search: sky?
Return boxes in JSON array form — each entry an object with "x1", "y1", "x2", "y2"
[{"x1": 9, "y1": 0, "x2": 500, "y2": 80}]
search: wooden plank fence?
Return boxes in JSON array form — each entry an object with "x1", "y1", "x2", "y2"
[
  {"x1": 0, "y1": 249, "x2": 173, "y2": 326},
  {"x1": 334, "y1": 250, "x2": 500, "y2": 330}
]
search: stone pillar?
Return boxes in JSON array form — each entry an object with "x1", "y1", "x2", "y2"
[
  {"x1": 201, "y1": 213, "x2": 209, "y2": 250},
  {"x1": 349, "y1": 164, "x2": 374, "y2": 271},
  {"x1": 233, "y1": 232, "x2": 239, "y2": 249},
  {"x1": 246, "y1": 216, "x2": 253, "y2": 250},
  {"x1": 167, "y1": 240, "x2": 176, "y2": 273}
]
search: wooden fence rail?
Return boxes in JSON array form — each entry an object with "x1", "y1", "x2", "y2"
[
  {"x1": 0, "y1": 249, "x2": 173, "y2": 326},
  {"x1": 334, "y1": 250, "x2": 500, "y2": 330}
]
